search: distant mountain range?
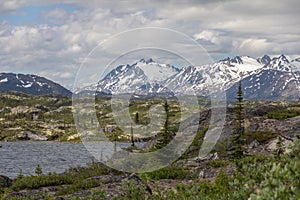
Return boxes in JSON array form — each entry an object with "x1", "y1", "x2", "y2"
[
  {"x1": 0, "y1": 73, "x2": 71, "y2": 96},
  {"x1": 1, "y1": 54, "x2": 300, "y2": 100},
  {"x1": 78, "y1": 55, "x2": 300, "y2": 100}
]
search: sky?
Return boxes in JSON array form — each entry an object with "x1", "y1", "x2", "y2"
[{"x1": 0, "y1": 0, "x2": 300, "y2": 89}]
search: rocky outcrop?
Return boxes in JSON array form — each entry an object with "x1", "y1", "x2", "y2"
[
  {"x1": 17, "y1": 131, "x2": 48, "y2": 141},
  {"x1": 265, "y1": 137, "x2": 293, "y2": 153},
  {"x1": 249, "y1": 140, "x2": 260, "y2": 149},
  {"x1": 0, "y1": 175, "x2": 12, "y2": 188}
]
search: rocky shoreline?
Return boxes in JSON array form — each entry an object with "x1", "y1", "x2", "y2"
[{"x1": 0, "y1": 135, "x2": 296, "y2": 199}]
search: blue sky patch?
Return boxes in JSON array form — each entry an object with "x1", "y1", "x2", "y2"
[{"x1": 0, "y1": 4, "x2": 79, "y2": 26}]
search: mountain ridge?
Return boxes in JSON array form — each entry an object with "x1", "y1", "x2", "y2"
[
  {"x1": 0, "y1": 72, "x2": 72, "y2": 97},
  {"x1": 77, "y1": 54, "x2": 300, "y2": 100},
  {"x1": 2, "y1": 54, "x2": 299, "y2": 100}
]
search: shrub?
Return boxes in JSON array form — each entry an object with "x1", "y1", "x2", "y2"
[
  {"x1": 10, "y1": 173, "x2": 74, "y2": 191},
  {"x1": 139, "y1": 165, "x2": 193, "y2": 180},
  {"x1": 266, "y1": 109, "x2": 300, "y2": 119},
  {"x1": 242, "y1": 131, "x2": 277, "y2": 143}
]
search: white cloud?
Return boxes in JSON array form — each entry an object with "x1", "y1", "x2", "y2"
[
  {"x1": 194, "y1": 30, "x2": 220, "y2": 44},
  {"x1": 0, "y1": 0, "x2": 21, "y2": 12},
  {"x1": 0, "y1": 0, "x2": 300, "y2": 89},
  {"x1": 238, "y1": 38, "x2": 274, "y2": 56}
]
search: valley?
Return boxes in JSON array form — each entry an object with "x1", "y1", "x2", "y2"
[
  {"x1": 1, "y1": 54, "x2": 300, "y2": 199},
  {"x1": 0, "y1": 90, "x2": 299, "y2": 199}
]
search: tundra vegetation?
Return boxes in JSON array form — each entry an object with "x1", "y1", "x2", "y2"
[{"x1": 0, "y1": 91, "x2": 300, "y2": 199}]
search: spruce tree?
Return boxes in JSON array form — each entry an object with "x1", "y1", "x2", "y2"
[
  {"x1": 275, "y1": 136, "x2": 284, "y2": 158},
  {"x1": 131, "y1": 123, "x2": 135, "y2": 147},
  {"x1": 35, "y1": 164, "x2": 43, "y2": 176},
  {"x1": 155, "y1": 101, "x2": 173, "y2": 149},
  {"x1": 135, "y1": 112, "x2": 139, "y2": 124},
  {"x1": 231, "y1": 81, "x2": 245, "y2": 158}
]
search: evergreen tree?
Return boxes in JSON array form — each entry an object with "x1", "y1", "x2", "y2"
[
  {"x1": 231, "y1": 81, "x2": 245, "y2": 158},
  {"x1": 155, "y1": 101, "x2": 173, "y2": 149},
  {"x1": 35, "y1": 164, "x2": 43, "y2": 176},
  {"x1": 131, "y1": 123, "x2": 135, "y2": 147},
  {"x1": 135, "y1": 112, "x2": 139, "y2": 124},
  {"x1": 275, "y1": 136, "x2": 284, "y2": 158}
]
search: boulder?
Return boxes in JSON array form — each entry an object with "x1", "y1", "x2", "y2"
[
  {"x1": 249, "y1": 139, "x2": 260, "y2": 149},
  {"x1": 0, "y1": 175, "x2": 12, "y2": 188},
  {"x1": 17, "y1": 131, "x2": 48, "y2": 141},
  {"x1": 197, "y1": 152, "x2": 219, "y2": 161},
  {"x1": 10, "y1": 106, "x2": 29, "y2": 114},
  {"x1": 198, "y1": 167, "x2": 218, "y2": 179},
  {"x1": 266, "y1": 137, "x2": 293, "y2": 153}
]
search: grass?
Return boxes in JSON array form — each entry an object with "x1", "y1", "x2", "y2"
[
  {"x1": 7, "y1": 162, "x2": 117, "y2": 193},
  {"x1": 57, "y1": 178, "x2": 103, "y2": 195},
  {"x1": 139, "y1": 165, "x2": 195, "y2": 181},
  {"x1": 242, "y1": 130, "x2": 278, "y2": 143},
  {"x1": 208, "y1": 160, "x2": 229, "y2": 168},
  {"x1": 266, "y1": 109, "x2": 300, "y2": 119},
  {"x1": 10, "y1": 173, "x2": 74, "y2": 191}
]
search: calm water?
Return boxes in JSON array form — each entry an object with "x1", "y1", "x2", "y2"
[{"x1": 0, "y1": 141, "x2": 140, "y2": 178}]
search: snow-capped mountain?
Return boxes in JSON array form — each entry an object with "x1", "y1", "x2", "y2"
[
  {"x1": 79, "y1": 54, "x2": 300, "y2": 100},
  {"x1": 226, "y1": 55, "x2": 300, "y2": 100},
  {"x1": 0, "y1": 73, "x2": 72, "y2": 96},
  {"x1": 82, "y1": 58, "x2": 179, "y2": 95},
  {"x1": 163, "y1": 55, "x2": 266, "y2": 96}
]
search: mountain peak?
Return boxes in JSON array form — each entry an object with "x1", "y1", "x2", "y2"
[
  {"x1": 257, "y1": 55, "x2": 271, "y2": 65},
  {"x1": 274, "y1": 54, "x2": 289, "y2": 63},
  {"x1": 292, "y1": 58, "x2": 300, "y2": 62},
  {"x1": 219, "y1": 56, "x2": 243, "y2": 64},
  {"x1": 146, "y1": 58, "x2": 154, "y2": 64},
  {"x1": 139, "y1": 58, "x2": 154, "y2": 64},
  {"x1": 0, "y1": 72, "x2": 71, "y2": 96},
  {"x1": 231, "y1": 56, "x2": 243, "y2": 64}
]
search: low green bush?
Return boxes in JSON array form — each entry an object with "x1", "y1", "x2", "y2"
[
  {"x1": 9, "y1": 162, "x2": 114, "y2": 192},
  {"x1": 10, "y1": 173, "x2": 74, "y2": 191},
  {"x1": 266, "y1": 109, "x2": 300, "y2": 119},
  {"x1": 208, "y1": 160, "x2": 229, "y2": 168},
  {"x1": 242, "y1": 131, "x2": 277, "y2": 143},
  {"x1": 57, "y1": 179, "x2": 103, "y2": 195},
  {"x1": 139, "y1": 165, "x2": 193, "y2": 180}
]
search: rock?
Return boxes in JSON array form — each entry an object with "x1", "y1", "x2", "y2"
[
  {"x1": 11, "y1": 106, "x2": 29, "y2": 114},
  {"x1": 1, "y1": 107, "x2": 11, "y2": 112},
  {"x1": 17, "y1": 131, "x2": 48, "y2": 141},
  {"x1": 248, "y1": 124, "x2": 259, "y2": 132},
  {"x1": 197, "y1": 152, "x2": 219, "y2": 161},
  {"x1": 249, "y1": 140, "x2": 260, "y2": 149},
  {"x1": 0, "y1": 175, "x2": 12, "y2": 188},
  {"x1": 266, "y1": 137, "x2": 293, "y2": 153},
  {"x1": 199, "y1": 170, "x2": 206, "y2": 178},
  {"x1": 198, "y1": 167, "x2": 218, "y2": 179},
  {"x1": 34, "y1": 104, "x2": 49, "y2": 112},
  {"x1": 16, "y1": 132, "x2": 30, "y2": 141}
]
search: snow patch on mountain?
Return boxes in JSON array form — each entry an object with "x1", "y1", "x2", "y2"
[
  {"x1": 0, "y1": 77, "x2": 8, "y2": 83},
  {"x1": 78, "y1": 54, "x2": 300, "y2": 100},
  {"x1": 0, "y1": 73, "x2": 71, "y2": 96},
  {"x1": 81, "y1": 59, "x2": 180, "y2": 94},
  {"x1": 136, "y1": 58, "x2": 179, "y2": 83}
]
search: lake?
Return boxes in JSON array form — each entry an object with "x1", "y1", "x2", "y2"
[{"x1": 0, "y1": 141, "x2": 141, "y2": 178}]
